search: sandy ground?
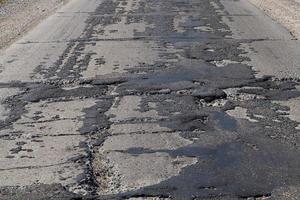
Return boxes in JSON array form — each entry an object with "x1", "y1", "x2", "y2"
[
  {"x1": 248, "y1": 0, "x2": 300, "y2": 39},
  {"x1": 0, "y1": 0, "x2": 68, "y2": 50}
]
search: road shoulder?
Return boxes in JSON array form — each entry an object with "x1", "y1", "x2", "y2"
[
  {"x1": 0, "y1": 0, "x2": 69, "y2": 50},
  {"x1": 248, "y1": 0, "x2": 300, "y2": 39}
]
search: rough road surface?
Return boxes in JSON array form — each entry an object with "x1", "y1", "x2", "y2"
[
  {"x1": 0, "y1": 0, "x2": 68, "y2": 49},
  {"x1": 0, "y1": 0, "x2": 300, "y2": 199}
]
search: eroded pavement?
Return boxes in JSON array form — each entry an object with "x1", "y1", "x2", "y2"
[{"x1": 0, "y1": 0, "x2": 300, "y2": 199}]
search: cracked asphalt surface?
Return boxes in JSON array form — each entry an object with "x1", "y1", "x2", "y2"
[{"x1": 0, "y1": 0, "x2": 300, "y2": 199}]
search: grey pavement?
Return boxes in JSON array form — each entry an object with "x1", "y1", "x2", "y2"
[{"x1": 0, "y1": 0, "x2": 300, "y2": 199}]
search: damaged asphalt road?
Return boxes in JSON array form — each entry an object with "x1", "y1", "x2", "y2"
[{"x1": 0, "y1": 0, "x2": 300, "y2": 199}]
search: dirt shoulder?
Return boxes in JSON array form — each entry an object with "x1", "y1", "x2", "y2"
[
  {"x1": 0, "y1": 0, "x2": 69, "y2": 50},
  {"x1": 248, "y1": 0, "x2": 300, "y2": 39}
]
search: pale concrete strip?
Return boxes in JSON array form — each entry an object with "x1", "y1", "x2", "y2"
[
  {"x1": 221, "y1": 0, "x2": 300, "y2": 80},
  {"x1": 96, "y1": 132, "x2": 196, "y2": 194},
  {"x1": 0, "y1": 0, "x2": 103, "y2": 83},
  {"x1": 243, "y1": 40, "x2": 300, "y2": 80},
  {"x1": 248, "y1": 0, "x2": 300, "y2": 39},
  {"x1": 106, "y1": 96, "x2": 165, "y2": 122},
  {"x1": 93, "y1": 94, "x2": 196, "y2": 194},
  {"x1": 220, "y1": 0, "x2": 294, "y2": 40},
  {"x1": 0, "y1": 43, "x2": 68, "y2": 82},
  {"x1": 0, "y1": 98, "x2": 97, "y2": 189},
  {"x1": 221, "y1": 0, "x2": 300, "y2": 136}
]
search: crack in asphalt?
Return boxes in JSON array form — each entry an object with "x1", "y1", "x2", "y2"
[{"x1": 0, "y1": 0, "x2": 300, "y2": 199}]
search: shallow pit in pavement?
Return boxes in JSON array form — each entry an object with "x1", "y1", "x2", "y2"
[{"x1": 0, "y1": 0, "x2": 300, "y2": 199}]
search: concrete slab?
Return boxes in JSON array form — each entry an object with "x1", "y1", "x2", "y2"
[
  {"x1": 243, "y1": 40, "x2": 300, "y2": 79},
  {"x1": 81, "y1": 40, "x2": 171, "y2": 78},
  {"x1": 0, "y1": 135, "x2": 86, "y2": 170},
  {"x1": 106, "y1": 96, "x2": 164, "y2": 122},
  {"x1": 101, "y1": 132, "x2": 192, "y2": 151},
  {"x1": 101, "y1": 151, "x2": 196, "y2": 194},
  {"x1": 0, "y1": 42, "x2": 68, "y2": 82},
  {"x1": 221, "y1": 0, "x2": 294, "y2": 40},
  {"x1": 0, "y1": 162, "x2": 82, "y2": 187},
  {"x1": 95, "y1": 132, "x2": 196, "y2": 194},
  {"x1": 109, "y1": 123, "x2": 171, "y2": 135},
  {"x1": 0, "y1": 98, "x2": 97, "y2": 188}
]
